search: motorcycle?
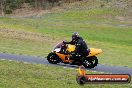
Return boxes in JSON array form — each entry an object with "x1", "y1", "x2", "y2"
[{"x1": 47, "y1": 41, "x2": 102, "y2": 69}]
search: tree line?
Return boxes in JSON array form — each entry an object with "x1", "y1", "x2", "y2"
[
  {"x1": 1, "y1": 0, "x2": 131, "y2": 15},
  {"x1": 0, "y1": 0, "x2": 82, "y2": 15}
]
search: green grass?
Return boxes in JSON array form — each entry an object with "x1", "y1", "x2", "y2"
[
  {"x1": 0, "y1": 60, "x2": 132, "y2": 88},
  {"x1": 0, "y1": 36, "x2": 53, "y2": 57},
  {"x1": 0, "y1": 1, "x2": 132, "y2": 68},
  {"x1": 0, "y1": 1, "x2": 132, "y2": 88}
]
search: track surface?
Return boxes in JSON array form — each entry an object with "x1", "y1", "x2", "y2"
[{"x1": 0, "y1": 53, "x2": 132, "y2": 75}]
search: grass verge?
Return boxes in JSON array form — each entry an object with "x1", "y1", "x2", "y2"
[{"x1": 0, "y1": 59, "x2": 132, "y2": 88}]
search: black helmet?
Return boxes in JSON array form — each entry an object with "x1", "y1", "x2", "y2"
[{"x1": 72, "y1": 32, "x2": 79, "y2": 42}]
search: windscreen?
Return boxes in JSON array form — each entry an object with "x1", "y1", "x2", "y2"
[{"x1": 54, "y1": 42, "x2": 64, "y2": 49}]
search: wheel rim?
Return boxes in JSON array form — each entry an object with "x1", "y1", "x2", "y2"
[
  {"x1": 91, "y1": 59, "x2": 96, "y2": 64},
  {"x1": 84, "y1": 60, "x2": 93, "y2": 67},
  {"x1": 83, "y1": 56, "x2": 98, "y2": 68},
  {"x1": 49, "y1": 54, "x2": 57, "y2": 62},
  {"x1": 91, "y1": 57, "x2": 98, "y2": 66},
  {"x1": 47, "y1": 53, "x2": 61, "y2": 64}
]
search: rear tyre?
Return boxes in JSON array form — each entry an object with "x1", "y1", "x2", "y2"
[
  {"x1": 82, "y1": 56, "x2": 98, "y2": 69},
  {"x1": 82, "y1": 59, "x2": 93, "y2": 69},
  {"x1": 91, "y1": 56, "x2": 98, "y2": 67},
  {"x1": 47, "y1": 52, "x2": 61, "y2": 64}
]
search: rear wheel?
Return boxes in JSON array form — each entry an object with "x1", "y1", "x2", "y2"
[
  {"x1": 91, "y1": 56, "x2": 98, "y2": 67},
  {"x1": 47, "y1": 52, "x2": 61, "y2": 64},
  {"x1": 82, "y1": 56, "x2": 98, "y2": 69}
]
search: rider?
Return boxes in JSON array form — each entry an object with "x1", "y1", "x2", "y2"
[{"x1": 63, "y1": 32, "x2": 89, "y2": 64}]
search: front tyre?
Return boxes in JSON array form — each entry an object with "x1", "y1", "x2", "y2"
[{"x1": 47, "y1": 52, "x2": 61, "y2": 64}]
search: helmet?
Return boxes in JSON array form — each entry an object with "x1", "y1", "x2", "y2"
[{"x1": 72, "y1": 32, "x2": 79, "y2": 42}]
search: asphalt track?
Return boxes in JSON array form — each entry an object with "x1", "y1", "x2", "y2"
[{"x1": 0, "y1": 53, "x2": 132, "y2": 75}]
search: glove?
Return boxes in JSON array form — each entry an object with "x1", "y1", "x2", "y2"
[{"x1": 63, "y1": 41, "x2": 67, "y2": 44}]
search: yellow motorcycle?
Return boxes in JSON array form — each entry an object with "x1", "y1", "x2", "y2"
[{"x1": 47, "y1": 41, "x2": 102, "y2": 68}]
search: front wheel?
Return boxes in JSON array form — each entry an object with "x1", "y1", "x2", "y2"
[
  {"x1": 47, "y1": 52, "x2": 61, "y2": 64},
  {"x1": 82, "y1": 56, "x2": 98, "y2": 69}
]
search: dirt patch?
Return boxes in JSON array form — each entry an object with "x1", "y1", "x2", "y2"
[
  {"x1": 9, "y1": 1, "x2": 87, "y2": 17},
  {"x1": 11, "y1": 3, "x2": 64, "y2": 18},
  {"x1": 0, "y1": 28, "x2": 57, "y2": 43},
  {"x1": 115, "y1": 16, "x2": 132, "y2": 23},
  {"x1": 115, "y1": 16, "x2": 125, "y2": 22}
]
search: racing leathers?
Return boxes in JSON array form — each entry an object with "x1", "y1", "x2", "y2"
[{"x1": 64, "y1": 37, "x2": 89, "y2": 63}]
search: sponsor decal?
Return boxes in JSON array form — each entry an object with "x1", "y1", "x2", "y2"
[{"x1": 76, "y1": 67, "x2": 131, "y2": 85}]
